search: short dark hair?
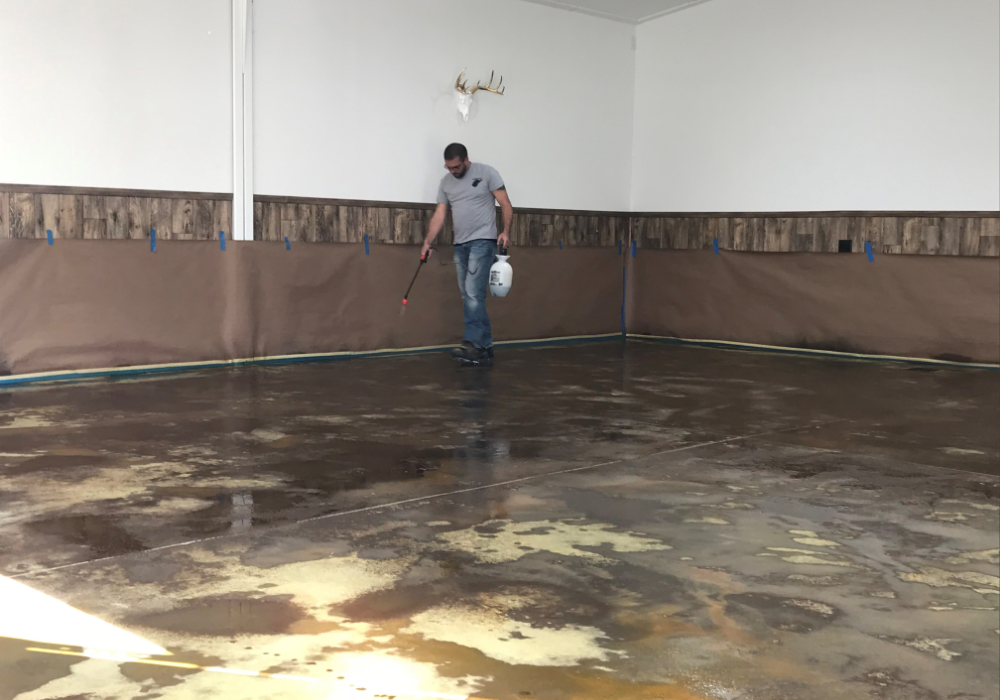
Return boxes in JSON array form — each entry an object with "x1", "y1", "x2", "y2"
[{"x1": 444, "y1": 143, "x2": 468, "y2": 161}]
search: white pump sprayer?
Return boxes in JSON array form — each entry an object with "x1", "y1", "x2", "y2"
[{"x1": 489, "y1": 247, "x2": 513, "y2": 297}]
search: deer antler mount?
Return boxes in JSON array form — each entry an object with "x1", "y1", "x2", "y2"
[{"x1": 454, "y1": 69, "x2": 505, "y2": 121}]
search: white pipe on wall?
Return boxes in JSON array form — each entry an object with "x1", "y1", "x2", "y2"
[{"x1": 232, "y1": 0, "x2": 254, "y2": 240}]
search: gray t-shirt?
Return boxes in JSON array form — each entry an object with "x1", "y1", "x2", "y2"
[{"x1": 437, "y1": 162, "x2": 505, "y2": 245}]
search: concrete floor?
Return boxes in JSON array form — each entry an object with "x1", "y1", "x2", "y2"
[{"x1": 0, "y1": 341, "x2": 997, "y2": 700}]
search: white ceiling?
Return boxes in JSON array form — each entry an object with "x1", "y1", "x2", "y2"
[{"x1": 518, "y1": 0, "x2": 714, "y2": 24}]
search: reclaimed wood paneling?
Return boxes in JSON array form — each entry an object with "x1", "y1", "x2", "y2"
[
  {"x1": 213, "y1": 199, "x2": 232, "y2": 242},
  {"x1": 247, "y1": 197, "x2": 1000, "y2": 256},
  {"x1": 9, "y1": 192, "x2": 34, "y2": 238},
  {"x1": 38, "y1": 194, "x2": 58, "y2": 238},
  {"x1": 1, "y1": 184, "x2": 997, "y2": 255},
  {"x1": 0, "y1": 192, "x2": 8, "y2": 238},
  {"x1": 83, "y1": 218, "x2": 107, "y2": 240},
  {"x1": 172, "y1": 199, "x2": 195, "y2": 238},
  {"x1": 194, "y1": 199, "x2": 216, "y2": 240},
  {"x1": 106, "y1": 196, "x2": 128, "y2": 239},
  {"x1": 0, "y1": 186, "x2": 231, "y2": 240},
  {"x1": 979, "y1": 236, "x2": 1000, "y2": 257},
  {"x1": 629, "y1": 213, "x2": 1000, "y2": 258},
  {"x1": 127, "y1": 197, "x2": 150, "y2": 239}
]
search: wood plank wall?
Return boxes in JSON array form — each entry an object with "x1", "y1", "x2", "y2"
[
  {"x1": 3, "y1": 185, "x2": 997, "y2": 256},
  {"x1": 253, "y1": 196, "x2": 627, "y2": 247},
  {"x1": 0, "y1": 185, "x2": 231, "y2": 241},
  {"x1": 255, "y1": 196, "x2": 999, "y2": 257},
  {"x1": 631, "y1": 213, "x2": 1000, "y2": 256}
]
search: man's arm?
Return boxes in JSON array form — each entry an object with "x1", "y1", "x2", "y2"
[
  {"x1": 421, "y1": 203, "x2": 448, "y2": 258},
  {"x1": 494, "y1": 187, "x2": 513, "y2": 248}
]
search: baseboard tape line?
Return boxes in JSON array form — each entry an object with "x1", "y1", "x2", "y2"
[
  {"x1": 627, "y1": 334, "x2": 1000, "y2": 370},
  {"x1": 2, "y1": 332, "x2": 994, "y2": 388},
  {"x1": 0, "y1": 333, "x2": 624, "y2": 387}
]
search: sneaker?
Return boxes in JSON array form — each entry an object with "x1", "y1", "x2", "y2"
[{"x1": 451, "y1": 341, "x2": 481, "y2": 360}]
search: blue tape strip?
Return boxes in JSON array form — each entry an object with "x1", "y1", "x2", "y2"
[
  {"x1": 285, "y1": 236, "x2": 290, "y2": 250},
  {"x1": 618, "y1": 240, "x2": 622, "y2": 255},
  {"x1": 865, "y1": 241, "x2": 874, "y2": 262},
  {"x1": 558, "y1": 241, "x2": 563, "y2": 249},
  {"x1": 46, "y1": 229, "x2": 53, "y2": 245},
  {"x1": 631, "y1": 241, "x2": 637, "y2": 258},
  {"x1": 150, "y1": 229, "x2": 157, "y2": 253},
  {"x1": 713, "y1": 238, "x2": 719, "y2": 254},
  {"x1": 219, "y1": 230, "x2": 226, "y2": 251},
  {"x1": 620, "y1": 264, "x2": 627, "y2": 337},
  {"x1": 364, "y1": 234, "x2": 369, "y2": 255}
]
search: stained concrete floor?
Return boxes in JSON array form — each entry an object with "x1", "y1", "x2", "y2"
[{"x1": 0, "y1": 341, "x2": 998, "y2": 700}]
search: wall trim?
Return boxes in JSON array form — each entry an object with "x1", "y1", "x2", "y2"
[
  {"x1": 0, "y1": 183, "x2": 231, "y2": 201},
  {"x1": 255, "y1": 194, "x2": 439, "y2": 210},
  {"x1": 4, "y1": 185, "x2": 996, "y2": 218},
  {"x1": 257, "y1": 194, "x2": 998, "y2": 219},
  {"x1": 628, "y1": 210, "x2": 1000, "y2": 219}
]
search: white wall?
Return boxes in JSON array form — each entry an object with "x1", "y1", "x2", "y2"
[
  {"x1": 253, "y1": 0, "x2": 636, "y2": 210},
  {"x1": 0, "y1": 0, "x2": 232, "y2": 192},
  {"x1": 631, "y1": 0, "x2": 1000, "y2": 212},
  {"x1": 5, "y1": 0, "x2": 996, "y2": 213}
]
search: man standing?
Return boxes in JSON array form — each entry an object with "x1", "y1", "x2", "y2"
[{"x1": 422, "y1": 143, "x2": 513, "y2": 364}]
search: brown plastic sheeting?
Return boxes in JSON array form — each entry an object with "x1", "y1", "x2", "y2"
[
  {"x1": 2, "y1": 242, "x2": 998, "y2": 378},
  {"x1": 626, "y1": 250, "x2": 1000, "y2": 363},
  {"x1": 0, "y1": 241, "x2": 623, "y2": 376}
]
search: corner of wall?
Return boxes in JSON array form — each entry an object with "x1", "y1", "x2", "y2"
[{"x1": 627, "y1": 25, "x2": 639, "y2": 213}]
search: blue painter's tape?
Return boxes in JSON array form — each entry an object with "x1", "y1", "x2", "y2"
[
  {"x1": 285, "y1": 236, "x2": 290, "y2": 250},
  {"x1": 713, "y1": 238, "x2": 719, "y2": 254},
  {"x1": 558, "y1": 240, "x2": 563, "y2": 250},
  {"x1": 618, "y1": 240, "x2": 622, "y2": 255},
  {"x1": 219, "y1": 230, "x2": 226, "y2": 251},
  {"x1": 620, "y1": 264, "x2": 627, "y2": 336},
  {"x1": 364, "y1": 234, "x2": 369, "y2": 255},
  {"x1": 150, "y1": 229, "x2": 157, "y2": 253},
  {"x1": 865, "y1": 241, "x2": 874, "y2": 262},
  {"x1": 46, "y1": 229, "x2": 53, "y2": 245},
  {"x1": 631, "y1": 241, "x2": 637, "y2": 258}
]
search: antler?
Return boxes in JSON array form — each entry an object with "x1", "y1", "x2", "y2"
[
  {"x1": 455, "y1": 69, "x2": 505, "y2": 96},
  {"x1": 475, "y1": 70, "x2": 505, "y2": 95},
  {"x1": 455, "y1": 70, "x2": 479, "y2": 95}
]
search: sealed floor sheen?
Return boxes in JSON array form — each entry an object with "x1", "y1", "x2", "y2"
[{"x1": 1, "y1": 342, "x2": 997, "y2": 700}]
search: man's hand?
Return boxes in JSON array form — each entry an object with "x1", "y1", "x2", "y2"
[
  {"x1": 422, "y1": 204, "x2": 447, "y2": 260},
  {"x1": 493, "y1": 188, "x2": 513, "y2": 250}
]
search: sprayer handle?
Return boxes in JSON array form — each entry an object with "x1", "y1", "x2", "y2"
[{"x1": 498, "y1": 244, "x2": 508, "y2": 256}]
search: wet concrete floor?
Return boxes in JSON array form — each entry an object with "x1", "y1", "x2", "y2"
[{"x1": 0, "y1": 341, "x2": 998, "y2": 699}]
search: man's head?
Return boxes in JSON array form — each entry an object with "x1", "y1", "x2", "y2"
[{"x1": 444, "y1": 143, "x2": 471, "y2": 178}]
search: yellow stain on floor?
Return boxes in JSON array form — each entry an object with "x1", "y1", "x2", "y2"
[
  {"x1": 898, "y1": 567, "x2": 1000, "y2": 594},
  {"x1": 684, "y1": 517, "x2": 731, "y2": 525},
  {"x1": 436, "y1": 519, "x2": 671, "y2": 564},
  {"x1": 559, "y1": 676, "x2": 712, "y2": 700},
  {"x1": 789, "y1": 530, "x2": 842, "y2": 548}
]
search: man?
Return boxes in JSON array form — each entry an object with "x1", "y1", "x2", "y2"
[{"x1": 421, "y1": 143, "x2": 513, "y2": 364}]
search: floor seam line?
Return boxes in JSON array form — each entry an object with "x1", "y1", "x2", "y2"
[{"x1": 7, "y1": 421, "x2": 837, "y2": 579}]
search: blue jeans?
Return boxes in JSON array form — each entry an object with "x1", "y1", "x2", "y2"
[{"x1": 454, "y1": 239, "x2": 496, "y2": 349}]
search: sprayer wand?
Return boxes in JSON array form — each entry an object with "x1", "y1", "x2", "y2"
[{"x1": 401, "y1": 252, "x2": 430, "y2": 306}]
